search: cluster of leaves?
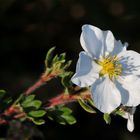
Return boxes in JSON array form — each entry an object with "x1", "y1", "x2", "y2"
[
  {"x1": 44, "y1": 47, "x2": 73, "y2": 95},
  {"x1": 0, "y1": 47, "x2": 76, "y2": 127},
  {"x1": 20, "y1": 95, "x2": 46, "y2": 125},
  {"x1": 46, "y1": 105, "x2": 76, "y2": 125},
  {"x1": 44, "y1": 47, "x2": 72, "y2": 78}
]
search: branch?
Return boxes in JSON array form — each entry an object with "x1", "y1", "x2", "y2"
[
  {"x1": 24, "y1": 74, "x2": 56, "y2": 95},
  {"x1": 46, "y1": 87, "x2": 91, "y2": 108}
]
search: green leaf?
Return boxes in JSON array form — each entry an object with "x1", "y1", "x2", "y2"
[
  {"x1": 28, "y1": 117, "x2": 45, "y2": 125},
  {"x1": 46, "y1": 106, "x2": 76, "y2": 125},
  {"x1": 78, "y1": 99, "x2": 96, "y2": 113},
  {"x1": 45, "y1": 47, "x2": 56, "y2": 67},
  {"x1": 21, "y1": 95, "x2": 35, "y2": 107},
  {"x1": 22, "y1": 95, "x2": 35, "y2": 105},
  {"x1": 60, "y1": 71, "x2": 73, "y2": 88},
  {"x1": 59, "y1": 107, "x2": 72, "y2": 115},
  {"x1": 52, "y1": 54, "x2": 58, "y2": 63},
  {"x1": 56, "y1": 116, "x2": 66, "y2": 125},
  {"x1": 59, "y1": 53, "x2": 66, "y2": 61},
  {"x1": 87, "y1": 99, "x2": 95, "y2": 107},
  {"x1": 28, "y1": 110, "x2": 46, "y2": 118},
  {"x1": 0, "y1": 90, "x2": 6, "y2": 99},
  {"x1": 33, "y1": 119, "x2": 45, "y2": 125},
  {"x1": 63, "y1": 60, "x2": 72, "y2": 70},
  {"x1": 60, "y1": 72, "x2": 73, "y2": 93},
  {"x1": 22, "y1": 100, "x2": 42, "y2": 109},
  {"x1": 103, "y1": 113, "x2": 111, "y2": 124},
  {"x1": 61, "y1": 114, "x2": 76, "y2": 125}
]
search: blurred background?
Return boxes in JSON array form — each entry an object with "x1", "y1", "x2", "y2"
[{"x1": 0, "y1": 0, "x2": 140, "y2": 139}]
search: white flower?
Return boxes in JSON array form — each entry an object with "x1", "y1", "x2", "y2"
[
  {"x1": 122, "y1": 107, "x2": 136, "y2": 132},
  {"x1": 71, "y1": 24, "x2": 140, "y2": 114}
]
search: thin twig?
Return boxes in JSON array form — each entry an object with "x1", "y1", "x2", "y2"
[
  {"x1": 24, "y1": 74, "x2": 56, "y2": 95},
  {"x1": 46, "y1": 88, "x2": 91, "y2": 109}
]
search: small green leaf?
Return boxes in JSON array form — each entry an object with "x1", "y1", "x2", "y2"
[
  {"x1": 52, "y1": 54, "x2": 58, "y2": 63},
  {"x1": 103, "y1": 113, "x2": 111, "y2": 124},
  {"x1": 59, "y1": 107, "x2": 72, "y2": 115},
  {"x1": 47, "y1": 115, "x2": 54, "y2": 121},
  {"x1": 45, "y1": 47, "x2": 56, "y2": 67},
  {"x1": 61, "y1": 114, "x2": 76, "y2": 125},
  {"x1": 46, "y1": 106, "x2": 76, "y2": 125},
  {"x1": 22, "y1": 100, "x2": 42, "y2": 109},
  {"x1": 87, "y1": 99, "x2": 95, "y2": 107},
  {"x1": 0, "y1": 90, "x2": 6, "y2": 99},
  {"x1": 56, "y1": 116, "x2": 66, "y2": 125},
  {"x1": 28, "y1": 110, "x2": 46, "y2": 118},
  {"x1": 59, "y1": 53, "x2": 66, "y2": 61},
  {"x1": 33, "y1": 119, "x2": 45, "y2": 125},
  {"x1": 26, "y1": 95, "x2": 35, "y2": 101},
  {"x1": 60, "y1": 71, "x2": 73, "y2": 87},
  {"x1": 63, "y1": 60, "x2": 72, "y2": 70},
  {"x1": 78, "y1": 99, "x2": 96, "y2": 113},
  {"x1": 28, "y1": 117, "x2": 45, "y2": 125},
  {"x1": 21, "y1": 95, "x2": 35, "y2": 107}
]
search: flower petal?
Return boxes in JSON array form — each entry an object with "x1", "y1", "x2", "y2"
[
  {"x1": 118, "y1": 50, "x2": 140, "y2": 75},
  {"x1": 99, "y1": 30, "x2": 127, "y2": 56},
  {"x1": 117, "y1": 75, "x2": 140, "y2": 106},
  {"x1": 71, "y1": 51, "x2": 101, "y2": 87},
  {"x1": 127, "y1": 114, "x2": 134, "y2": 132},
  {"x1": 103, "y1": 30, "x2": 115, "y2": 54},
  {"x1": 121, "y1": 107, "x2": 135, "y2": 132},
  {"x1": 91, "y1": 77, "x2": 121, "y2": 113},
  {"x1": 111, "y1": 40, "x2": 127, "y2": 55},
  {"x1": 80, "y1": 24, "x2": 104, "y2": 58}
]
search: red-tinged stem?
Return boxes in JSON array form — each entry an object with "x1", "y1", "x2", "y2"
[
  {"x1": 0, "y1": 106, "x2": 23, "y2": 124},
  {"x1": 14, "y1": 113, "x2": 26, "y2": 119},
  {"x1": 0, "y1": 74, "x2": 57, "y2": 124},
  {"x1": 24, "y1": 74, "x2": 56, "y2": 95},
  {"x1": 24, "y1": 79, "x2": 44, "y2": 95},
  {"x1": 47, "y1": 90, "x2": 91, "y2": 108}
]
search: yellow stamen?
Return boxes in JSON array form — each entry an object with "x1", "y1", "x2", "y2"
[{"x1": 97, "y1": 55, "x2": 122, "y2": 80}]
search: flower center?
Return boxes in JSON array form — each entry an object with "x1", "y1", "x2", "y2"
[{"x1": 97, "y1": 55, "x2": 122, "y2": 80}]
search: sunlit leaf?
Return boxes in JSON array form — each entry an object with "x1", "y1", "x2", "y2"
[
  {"x1": 45, "y1": 47, "x2": 56, "y2": 67},
  {"x1": 32, "y1": 119, "x2": 45, "y2": 125},
  {"x1": 22, "y1": 100, "x2": 42, "y2": 109},
  {"x1": 21, "y1": 95, "x2": 35, "y2": 105},
  {"x1": 28, "y1": 117, "x2": 45, "y2": 125},
  {"x1": 59, "y1": 53, "x2": 66, "y2": 61},
  {"x1": 78, "y1": 99, "x2": 96, "y2": 113},
  {"x1": 61, "y1": 114, "x2": 76, "y2": 125},
  {"x1": 60, "y1": 71, "x2": 73, "y2": 88},
  {"x1": 28, "y1": 110, "x2": 46, "y2": 118},
  {"x1": 59, "y1": 107, "x2": 72, "y2": 115}
]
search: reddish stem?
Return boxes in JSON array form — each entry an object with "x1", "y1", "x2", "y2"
[
  {"x1": 24, "y1": 79, "x2": 44, "y2": 95},
  {"x1": 0, "y1": 106, "x2": 24, "y2": 124},
  {"x1": 24, "y1": 74, "x2": 56, "y2": 95},
  {"x1": 14, "y1": 113, "x2": 26, "y2": 119},
  {"x1": 48, "y1": 90, "x2": 91, "y2": 108}
]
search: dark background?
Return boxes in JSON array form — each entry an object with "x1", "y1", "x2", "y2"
[{"x1": 0, "y1": 0, "x2": 140, "y2": 139}]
